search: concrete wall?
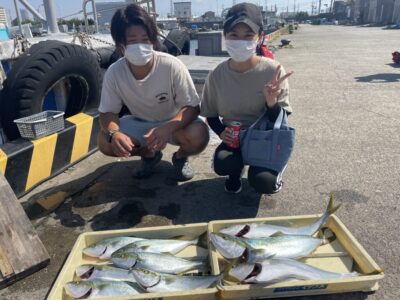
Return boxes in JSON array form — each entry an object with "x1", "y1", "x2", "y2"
[{"x1": 394, "y1": 0, "x2": 400, "y2": 23}]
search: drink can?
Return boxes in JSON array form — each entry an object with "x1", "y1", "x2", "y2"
[{"x1": 227, "y1": 121, "x2": 242, "y2": 149}]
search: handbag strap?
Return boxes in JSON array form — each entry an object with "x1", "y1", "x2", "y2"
[
  {"x1": 241, "y1": 108, "x2": 288, "y2": 141},
  {"x1": 259, "y1": 107, "x2": 286, "y2": 131}
]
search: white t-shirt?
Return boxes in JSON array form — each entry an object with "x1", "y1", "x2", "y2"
[{"x1": 99, "y1": 51, "x2": 200, "y2": 122}]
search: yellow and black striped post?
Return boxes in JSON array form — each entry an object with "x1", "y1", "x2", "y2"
[{"x1": 0, "y1": 112, "x2": 99, "y2": 198}]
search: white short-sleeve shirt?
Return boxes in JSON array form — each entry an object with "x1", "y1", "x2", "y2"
[{"x1": 99, "y1": 51, "x2": 200, "y2": 122}]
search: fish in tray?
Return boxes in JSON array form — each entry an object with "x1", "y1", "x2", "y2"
[
  {"x1": 111, "y1": 251, "x2": 205, "y2": 274},
  {"x1": 83, "y1": 237, "x2": 145, "y2": 259},
  {"x1": 64, "y1": 280, "x2": 142, "y2": 298},
  {"x1": 116, "y1": 236, "x2": 200, "y2": 255},
  {"x1": 210, "y1": 232, "x2": 331, "y2": 261},
  {"x1": 220, "y1": 194, "x2": 341, "y2": 238},
  {"x1": 131, "y1": 268, "x2": 222, "y2": 292},
  {"x1": 227, "y1": 258, "x2": 358, "y2": 284},
  {"x1": 76, "y1": 264, "x2": 137, "y2": 282}
]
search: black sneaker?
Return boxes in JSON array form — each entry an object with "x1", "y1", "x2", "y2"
[
  {"x1": 224, "y1": 176, "x2": 242, "y2": 194},
  {"x1": 272, "y1": 180, "x2": 283, "y2": 194},
  {"x1": 172, "y1": 152, "x2": 194, "y2": 181},
  {"x1": 133, "y1": 151, "x2": 162, "y2": 179}
]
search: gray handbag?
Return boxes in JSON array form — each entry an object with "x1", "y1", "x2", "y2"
[{"x1": 240, "y1": 108, "x2": 295, "y2": 173}]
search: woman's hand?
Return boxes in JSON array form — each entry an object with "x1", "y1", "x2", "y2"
[
  {"x1": 263, "y1": 65, "x2": 293, "y2": 108},
  {"x1": 220, "y1": 128, "x2": 235, "y2": 145}
]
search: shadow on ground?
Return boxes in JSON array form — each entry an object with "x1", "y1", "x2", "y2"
[
  {"x1": 355, "y1": 73, "x2": 400, "y2": 82},
  {"x1": 24, "y1": 160, "x2": 263, "y2": 230},
  {"x1": 386, "y1": 63, "x2": 400, "y2": 68}
]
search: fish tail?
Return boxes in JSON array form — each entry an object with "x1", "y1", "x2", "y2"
[
  {"x1": 343, "y1": 271, "x2": 360, "y2": 277},
  {"x1": 222, "y1": 258, "x2": 240, "y2": 283},
  {"x1": 320, "y1": 228, "x2": 337, "y2": 244},
  {"x1": 326, "y1": 193, "x2": 341, "y2": 215},
  {"x1": 196, "y1": 231, "x2": 208, "y2": 249}
]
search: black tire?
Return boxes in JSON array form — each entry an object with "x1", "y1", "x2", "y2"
[
  {"x1": 95, "y1": 47, "x2": 117, "y2": 69},
  {"x1": 0, "y1": 41, "x2": 102, "y2": 140},
  {"x1": 163, "y1": 29, "x2": 191, "y2": 56}
]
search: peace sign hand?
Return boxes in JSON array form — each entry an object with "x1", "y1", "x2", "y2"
[{"x1": 263, "y1": 65, "x2": 293, "y2": 108}]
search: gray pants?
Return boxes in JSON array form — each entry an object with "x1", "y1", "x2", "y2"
[{"x1": 212, "y1": 143, "x2": 280, "y2": 194}]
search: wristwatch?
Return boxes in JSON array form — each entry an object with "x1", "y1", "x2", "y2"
[{"x1": 105, "y1": 129, "x2": 120, "y2": 143}]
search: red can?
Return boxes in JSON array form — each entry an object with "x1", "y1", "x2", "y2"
[{"x1": 227, "y1": 121, "x2": 242, "y2": 149}]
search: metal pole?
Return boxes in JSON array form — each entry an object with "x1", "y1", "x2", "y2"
[
  {"x1": 13, "y1": 0, "x2": 23, "y2": 35},
  {"x1": 83, "y1": 0, "x2": 89, "y2": 33},
  {"x1": 43, "y1": 0, "x2": 59, "y2": 34},
  {"x1": 83, "y1": 0, "x2": 99, "y2": 33},
  {"x1": 91, "y1": 0, "x2": 99, "y2": 33},
  {"x1": 18, "y1": 0, "x2": 46, "y2": 22}
]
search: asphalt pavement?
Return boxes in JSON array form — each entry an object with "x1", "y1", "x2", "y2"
[{"x1": 1, "y1": 25, "x2": 399, "y2": 300}]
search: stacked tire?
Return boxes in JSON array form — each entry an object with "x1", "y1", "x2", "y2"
[{"x1": 0, "y1": 41, "x2": 102, "y2": 140}]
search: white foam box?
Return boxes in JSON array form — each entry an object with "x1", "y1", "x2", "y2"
[
  {"x1": 47, "y1": 223, "x2": 218, "y2": 300},
  {"x1": 208, "y1": 215, "x2": 384, "y2": 299}
]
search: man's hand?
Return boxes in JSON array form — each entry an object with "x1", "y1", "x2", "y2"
[
  {"x1": 111, "y1": 132, "x2": 135, "y2": 157},
  {"x1": 144, "y1": 126, "x2": 172, "y2": 152},
  {"x1": 220, "y1": 128, "x2": 235, "y2": 145},
  {"x1": 263, "y1": 65, "x2": 293, "y2": 108}
]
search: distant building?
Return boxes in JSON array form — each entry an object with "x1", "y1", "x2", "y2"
[
  {"x1": 351, "y1": 0, "x2": 400, "y2": 24},
  {"x1": 96, "y1": 1, "x2": 132, "y2": 26},
  {"x1": 0, "y1": 7, "x2": 8, "y2": 26},
  {"x1": 174, "y1": 2, "x2": 192, "y2": 22},
  {"x1": 20, "y1": 9, "x2": 31, "y2": 21},
  {"x1": 280, "y1": 12, "x2": 296, "y2": 19},
  {"x1": 156, "y1": 17, "x2": 178, "y2": 30}
]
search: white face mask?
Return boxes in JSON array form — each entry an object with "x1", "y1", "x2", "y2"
[
  {"x1": 225, "y1": 40, "x2": 258, "y2": 62},
  {"x1": 125, "y1": 43, "x2": 153, "y2": 66}
]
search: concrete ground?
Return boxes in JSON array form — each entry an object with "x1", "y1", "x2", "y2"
[{"x1": 1, "y1": 25, "x2": 399, "y2": 299}]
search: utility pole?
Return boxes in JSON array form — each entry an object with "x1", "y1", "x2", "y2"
[
  {"x1": 330, "y1": 0, "x2": 334, "y2": 13},
  {"x1": 318, "y1": 0, "x2": 322, "y2": 14},
  {"x1": 293, "y1": 0, "x2": 296, "y2": 13},
  {"x1": 265, "y1": 0, "x2": 268, "y2": 12},
  {"x1": 170, "y1": 0, "x2": 173, "y2": 17},
  {"x1": 311, "y1": 0, "x2": 314, "y2": 15}
]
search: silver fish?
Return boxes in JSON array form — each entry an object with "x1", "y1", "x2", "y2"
[
  {"x1": 75, "y1": 264, "x2": 136, "y2": 282},
  {"x1": 131, "y1": 268, "x2": 222, "y2": 292},
  {"x1": 229, "y1": 259, "x2": 358, "y2": 284},
  {"x1": 210, "y1": 232, "x2": 325, "y2": 261},
  {"x1": 83, "y1": 236, "x2": 145, "y2": 259},
  {"x1": 118, "y1": 237, "x2": 198, "y2": 255},
  {"x1": 111, "y1": 251, "x2": 204, "y2": 274},
  {"x1": 220, "y1": 194, "x2": 340, "y2": 238},
  {"x1": 64, "y1": 280, "x2": 142, "y2": 298}
]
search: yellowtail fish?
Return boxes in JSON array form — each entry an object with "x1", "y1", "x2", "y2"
[
  {"x1": 82, "y1": 237, "x2": 145, "y2": 259},
  {"x1": 228, "y1": 258, "x2": 358, "y2": 284},
  {"x1": 111, "y1": 251, "x2": 205, "y2": 274},
  {"x1": 117, "y1": 237, "x2": 199, "y2": 255},
  {"x1": 220, "y1": 194, "x2": 340, "y2": 238},
  {"x1": 131, "y1": 268, "x2": 222, "y2": 292},
  {"x1": 64, "y1": 280, "x2": 142, "y2": 298},
  {"x1": 75, "y1": 264, "x2": 137, "y2": 282},
  {"x1": 210, "y1": 232, "x2": 326, "y2": 261}
]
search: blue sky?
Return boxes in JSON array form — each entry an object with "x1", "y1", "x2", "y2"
[{"x1": 1, "y1": 0, "x2": 332, "y2": 20}]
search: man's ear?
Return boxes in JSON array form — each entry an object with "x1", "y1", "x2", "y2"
[{"x1": 116, "y1": 44, "x2": 125, "y2": 55}]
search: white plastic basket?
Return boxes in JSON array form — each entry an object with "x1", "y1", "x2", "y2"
[{"x1": 13, "y1": 111, "x2": 65, "y2": 140}]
